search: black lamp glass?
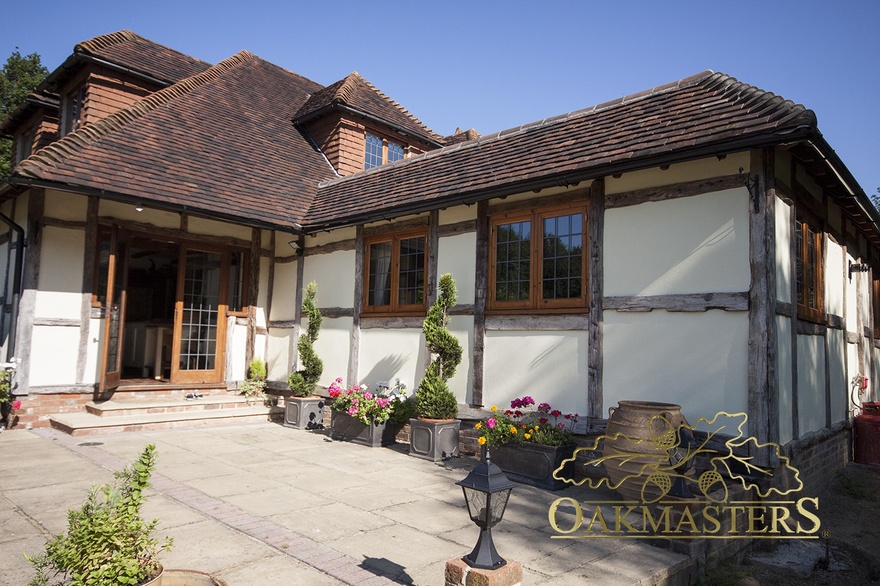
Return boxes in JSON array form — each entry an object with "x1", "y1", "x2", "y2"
[{"x1": 456, "y1": 448, "x2": 515, "y2": 570}]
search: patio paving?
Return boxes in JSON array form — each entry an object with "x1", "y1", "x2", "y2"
[{"x1": 0, "y1": 423, "x2": 694, "y2": 585}]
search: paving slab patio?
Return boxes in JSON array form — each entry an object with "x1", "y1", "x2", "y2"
[{"x1": 0, "y1": 423, "x2": 695, "y2": 585}]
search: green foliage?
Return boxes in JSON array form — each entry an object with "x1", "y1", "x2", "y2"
[
  {"x1": 240, "y1": 357, "x2": 267, "y2": 402},
  {"x1": 288, "y1": 281, "x2": 323, "y2": 397},
  {"x1": 1, "y1": 50, "x2": 48, "y2": 179},
  {"x1": 248, "y1": 357, "x2": 267, "y2": 380},
  {"x1": 416, "y1": 274, "x2": 462, "y2": 419},
  {"x1": 27, "y1": 444, "x2": 172, "y2": 586},
  {"x1": 0, "y1": 369, "x2": 9, "y2": 403}
]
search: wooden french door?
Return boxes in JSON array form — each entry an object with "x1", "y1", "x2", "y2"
[
  {"x1": 99, "y1": 228, "x2": 128, "y2": 392},
  {"x1": 171, "y1": 246, "x2": 228, "y2": 383}
]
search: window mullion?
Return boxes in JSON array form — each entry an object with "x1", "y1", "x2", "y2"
[{"x1": 391, "y1": 237, "x2": 400, "y2": 310}]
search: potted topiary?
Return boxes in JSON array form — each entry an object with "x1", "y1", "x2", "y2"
[
  {"x1": 410, "y1": 273, "x2": 463, "y2": 461},
  {"x1": 26, "y1": 444, "x2": 173, "y2": 586},
  {"x1": 284, "y1": 281, "x2": 325, "y2": 430}
]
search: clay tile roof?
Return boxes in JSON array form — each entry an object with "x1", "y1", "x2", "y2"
[
  {"x1": 293, "y1": 72, "x2": 442, "y2": 145},
  {"x1": 442, "y1": 128, "x2": 481, "y2": 145},
  {"x1": 305, "y1": 71, "x2": 818, "y2": 230},
  {"x1": 74, "y1": 30, "x2": 211, "y2": 84},
  {"x1": 15, "y1": 51, "x2": 330, "y2": 230}
]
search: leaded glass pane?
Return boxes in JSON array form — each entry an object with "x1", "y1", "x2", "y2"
[
  {"x1": 398, "y1": 236, "x2": 425, "y2": 305},
  {"x1": 365, "y1": 133, "x2": 383, "y2": 169},
  {"x1": 542, "y1": 213, "x2": 582, "y2": 299},
  {"x1": 180, "y1": 251, "x2": 221, "y2": 371},
  {"x1": 387, "y1": 141, "x2": 404, "y2": 163},
  {"x1": 495, "y1": 221, "x2": 531, "y2": 301}
]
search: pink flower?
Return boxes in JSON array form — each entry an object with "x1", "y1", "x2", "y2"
[
  {"x1": 487, "y1": 418, "x2": 497, "y2": 429},
  {"x1": 539, "y1": 417, "x2": 548, "y2": 425},
  {"x1": 537, "y1": 403, "x2": 551, "y2": 413},
  {"x1": 551, "y1": 409, "x2": 562, "y2": 418},
  {"x1": 364, "y1": 392, "x2": 373, "y2": 399},
  {"x1": 12, "y1": 400, "x2": 21, "y2": 410},
  {"x1": 347, "y1": 406, "x2": 359, "y2": 416}
]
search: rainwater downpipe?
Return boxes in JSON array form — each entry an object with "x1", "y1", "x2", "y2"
[{"x1": 0, "y1": 212, "x2": 25, "y2": 362}]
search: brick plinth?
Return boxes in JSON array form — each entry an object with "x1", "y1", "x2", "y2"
[{"x1": 445, "y1": 558, "x2": 522, "y2": 586}]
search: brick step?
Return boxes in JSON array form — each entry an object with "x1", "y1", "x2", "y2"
[
  {"x1": 50, "y1": 404, "x2": 284, "y2": 436},
  {"x1": 85, "y1": 393, "x2": 265, "y2": 417}
]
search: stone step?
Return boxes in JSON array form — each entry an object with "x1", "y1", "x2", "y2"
[
  {"x1": 85, "y1": 394, "x2": 265, "y2": 417},
  {"x1": 50, "y1": 401, "x2": 284, "y2": 436}
]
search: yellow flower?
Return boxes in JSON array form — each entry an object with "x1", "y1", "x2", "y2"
[
  {"x1": 478, "y1": 436, "x2": 487, "y2": 445},
  {"x1": 491, "y1": 405, "x2": 498, "y2": 412},
  {"x1": 524, "y1": 433, "x2": 531, "y2": 440},
  {"x1": 475, "y1": 422, "x2": 482, "y2": 430},
  {"x1": 510, "y1": 426, "x2": 518, "y2": 434}
]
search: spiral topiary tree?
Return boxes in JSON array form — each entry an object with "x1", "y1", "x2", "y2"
[
  {"x1": 288, "y1": 281, "x2": 323, "y2": 397},
  {"x1": 416, "y1": 273, "x2": 462, "y2": 419}
]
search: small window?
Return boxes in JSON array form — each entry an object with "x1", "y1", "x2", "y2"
[
  {"x1": 363, "y1": 230, "x2": 427, "y2": 314},
  {"x1": 795, "y1": 215, "x2": 824, "y2": 322},
  {"x1": 489, "y1": 205, "x2": 588, "y2": 312},
  {"x1": 873, "y1": 273, "x2": 880, "y2": 338},
  {"x1": 63, "y1": 86, "x2": 86, "y2": 135},
  {"x1": 364, "y1": 132, "x2": 405, "y2": 170}
]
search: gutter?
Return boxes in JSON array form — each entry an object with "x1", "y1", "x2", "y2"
[
  {"x1": 0, "y1": 211, "x2": 25, "y2": 362},
  {"x1": 304, "y1": 128, "x2": 815, "y2": 233},
  {"x1": 6, "y1": 176, "x2": 305, "y2": 236}
]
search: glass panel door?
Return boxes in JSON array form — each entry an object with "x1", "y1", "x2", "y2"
[
  {"x1": 99, "y1": 229, "x2": 127, "y2": 392},
  {"x1": 173, "y1": 248, "x2": 226, "y2": 383}
]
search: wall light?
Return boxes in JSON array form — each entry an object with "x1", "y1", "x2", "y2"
[
  {"x1": 135, "y1": 204, "x2": 144, "y2": 212},
  {"x1": 288, "y1": 240, "x2": 301, "y2": 251}
]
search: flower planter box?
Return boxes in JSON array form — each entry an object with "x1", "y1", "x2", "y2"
[
  {"x1": 409, "y1": 418, "x2": 460, "y2": 461},
  {"x1": 490, "y1": 442, "x2": 576, "y2": 491},
  {"x1": 330, "y1": 411, "x2": 400, "y2": 447},
  {"x1": 283, "y1": 396, "x2": 324, "y2": 430}
]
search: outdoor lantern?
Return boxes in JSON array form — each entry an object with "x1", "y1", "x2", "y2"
[{"x1": 456, "y1": 449, "x2": 516, "y2": 570}]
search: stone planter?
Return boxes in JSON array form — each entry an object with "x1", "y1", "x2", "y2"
[
  {"x1": 409, "y1": 418, "x2": 460, "y2": 461},
  {"x1": 330, "y1": 411, "x2": 400, "y2": 447},
  {"x1": 490, "y1": 442, "x2": 576, "y2": 491},
  {"x1": 283, "y1": 396, "x2": 324, "y2": 430},
  {"x1": 163, "y1": 570, "x2": 228, "y2": 586}
]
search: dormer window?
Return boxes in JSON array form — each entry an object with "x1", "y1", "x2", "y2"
[
  {"x1": 364, "y1": 131, "x2": 405, "y2": 170},
  {"x1": 63, "y1": 86, "x2": 86, "y2": 135}
]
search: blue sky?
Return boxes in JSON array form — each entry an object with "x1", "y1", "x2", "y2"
[{"x1": 4, "y1": 0, "x2": 878, "y2": 195}]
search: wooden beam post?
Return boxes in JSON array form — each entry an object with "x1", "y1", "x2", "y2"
[
  {"x1": 588, "y1": 178, "x2": 605, "y2": 429},
  {"x1": 15, "y1": 188, "x2": 45, "y2": 396},
  {"x1": 472, "y1": 201, "x2": 489, "y2": 407},
  {"x1": 348, "y1": 226, "x2": 364, "y2": 386}
]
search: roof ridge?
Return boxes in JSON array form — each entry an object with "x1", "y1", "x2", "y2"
[
  {"x1": 355, "y1": 74, "x2": 440, "y2": 139},
  {"x1": 17, "y1": 51, "x2": 255, "y2": 178},
  {"x1": 75, "y1": 30, "x2": 142, "y2": 53}
]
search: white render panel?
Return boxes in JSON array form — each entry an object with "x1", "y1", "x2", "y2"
[
  {"x1": 270, "y1": 260, "x2": 299, "y2": 321},
  {"x1": 85, "y1": 318, "x2": 102, "y2": 384},
  {"x1": 605, "y1": 153, "x2": 748, "y2": 195},
  {"x1": 187, "y1": 216, "x2": 251, "y2": 240},
  {"x1": 358, "y1": 328, "x2": 425, "y2": 391},
  {"x1": 797, "y1": 333, "x2": 826, "y2": 436},
  {"x1": 483, "y1": 330, "x2": 589, "y2": 417},
  {"x1": 845, "y1": 249, "x2": 860, "y2": 333},
  {"x1": 775, "y1": 197, "x2": 792, "y2": 303},
  {"x1": 99, "y1": 200, "x2": 179, "y2": 229},
  {"x1": 826, "y1": 239, "x2": 845, "y2": 318},
  {"x1": 437, "y1": 233, "x2": 477, "y2": 305},
  {"x1": 303, "y1": 250, "x2": 356, "y2": 309},
  {"x1": 45, "y1": 190, "x2": 87, "y2": 221},
  {"x1": 35, "y1": 227, "x2": 85, "y2": 319},
  {"x1": 258, "y1": 257, "x2": 270, "y2": 311},
  {"x1": 850, "y1": 342, "x2": 864, "y2": 413},
  {"x1": 777, "y1": 315, "x2": 794, "y2": 445},
  {"x1": 604, "y1": 188, "x2": 750, "y2": 296},
  {"x1": 227, "y1": 318, "x2": 247, "y2": 381},
  {"x1": 266, "y1": 327, "x2": 292, "y2": 382},
  {"x1": 827, "y1": 327, "x2": 847, "y2": 425},
  {"x1": 312, "y1": 317, "x2": 352, "y2": 389},
  {"x1": 604, "y1": 310, "x2": 748, "y2": 424},
  {"x1": 307, "y1": 226, "x2": 356, "y2": 248},
  {"x1": 29, "y1": 326, "x2": 80, "y2": 386},
  {"x1": 439, "y1": 206, "x2": 477, "y2": 225}
]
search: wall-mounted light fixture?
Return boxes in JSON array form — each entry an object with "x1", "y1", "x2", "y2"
[
  {"x1": 135, "y1": 204, "x2": 144, "y2": 212},
  {"x1": 849, "y1": 261, "x2": 870, "y2": 282},
  {"x1": 288, "y1": 240, "x2": 301, "y2": 252}
]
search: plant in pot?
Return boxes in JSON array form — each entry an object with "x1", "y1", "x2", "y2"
[
  {"x1": 285, "y1": 281, "x2": 325, "y2": 429},
  {"x1": 328, "y1": 378, "x2": 415, "y2": 446},
  {"x1": 475, "y1": 396, "x2": 580, "y2": 490},
  {"x1": 410, "y1": 273, "x2": 463, "y2": 461},
  {"x1": 26, "y1": 444, "x2": 173, "y2": 586},
  {"x1": 240, "y1": 357, "x2": 267, "y2": 405}
]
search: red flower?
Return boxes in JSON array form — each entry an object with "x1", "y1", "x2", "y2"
[{"x1": 11, "y1": 400, "x2": 21, "y2": 410}]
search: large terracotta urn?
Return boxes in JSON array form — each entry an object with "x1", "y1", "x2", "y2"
[{"x1": 603, "y1": 401, "x2": 690, "y2": 502}]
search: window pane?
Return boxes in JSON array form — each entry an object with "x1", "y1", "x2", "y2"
[
  {"x1": 387, "y1": 141, "x2": 405, "y2": 163},
  {"x1": 495, "y1": 221, "x2": 531, "y2": 301},
  {"x1": 807, "y1": 226, "x2": 817, "y2": 308},
  {"x1": 398, "y1": 236, "x2": 425, "y2": 305},
  {"x1": 365, "y1": 133, "x2": 383, "y2": 170},
  {"x1": 796, "y1": 221, "x2": 804, "y2": 306},
  {"x1": 368, "y1": 241, "x2": 392, "y2": 306},
  {"x1": 542, "y1": 213, "x2": 582, "y2": 299},
  {"x1": 228, "y1": 251, "x2": 244, "y2": 312}
]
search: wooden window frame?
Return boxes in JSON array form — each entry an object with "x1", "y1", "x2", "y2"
[
  {"x1": 364, "y1": 131, "x2": 406, "y2": 170},
  {"x1": 488, "y1": 203, "x2": 589, "y2": 313},
  {"x1": 362, "y1": 229, "x2": 428, "y2": 316},
  {"x1": 872, "y1": 272, "x2": 880, "y2": 339},
  {"x1": 795, "y1": 211, "x2": 824, "y2": 323}
]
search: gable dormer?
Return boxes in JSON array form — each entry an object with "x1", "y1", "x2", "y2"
[{"x1": 293, "y1": 72, "x2": 444, "y2": 177}]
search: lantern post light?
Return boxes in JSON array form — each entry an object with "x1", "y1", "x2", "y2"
[{"x1": 455, "y1": 448, "x2": 516, "y2": 570}]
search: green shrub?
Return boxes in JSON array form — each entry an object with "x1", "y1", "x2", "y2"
[
  {"x1": 27, "y1": 444, "x2": 172, "y2": 586},
  {"x1": 416, "y1": 274, "x2": 462, "y2": 419},
  {"x1": 288, "y1": 281, "x2": 323, "y2": 397}
]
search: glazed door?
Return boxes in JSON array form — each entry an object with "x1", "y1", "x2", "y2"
[
  {"x1": 172, "y1": 247, "x2": 228, "y2": 383},
  {"x1": 98, "y1": 229, "x2": 128, "y2": 392}
]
